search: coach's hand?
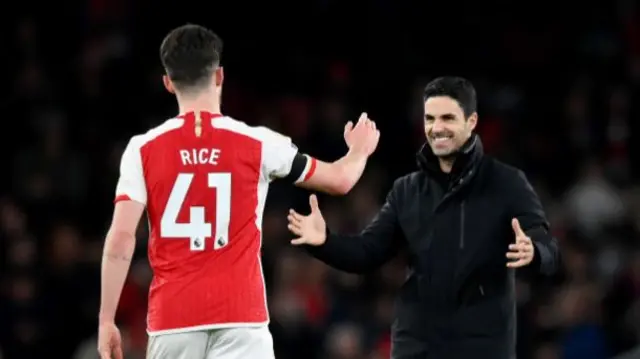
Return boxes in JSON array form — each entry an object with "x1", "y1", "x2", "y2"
[
  {"x1": 506, "y1": 218, "x2": 535, "y2": 268},
  {"x1": 344, "y1": 112, "x2": 380, "y2": 157},
  {"x1": 98, "y1": 321, "x2": 123, "y2": 359},
  {"x1": 288, "y1": 194, "x2": 327, "y2": 246}
]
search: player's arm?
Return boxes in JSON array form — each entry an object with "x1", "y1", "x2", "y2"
[
  {"x1": 263, "y1": 134, "x2": 369, "y2": 196},
  {"x1": 301, "y1": 151, "x2": 368, "y2": 195},
  {"x1": 99, "y1": 137, "x2": 147, "y2": 325},
  {"x1": 287, "y1": 152, "x2": 367, "y2": 195}
]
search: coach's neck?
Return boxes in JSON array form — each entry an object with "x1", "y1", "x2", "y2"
[
  {"x1": 439, "y1": 159, "x2": 454, "y2": 173},
  {"x1": 177, "y1": 88, "x2": 222, "y2": 116}
]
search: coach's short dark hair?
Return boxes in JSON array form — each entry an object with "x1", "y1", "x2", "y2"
[
  {"x1": 423, "y1": 77, "x2": 477, "y2": 118},
  {"x1": 160, "y1": 24, "x2": 223, "y2": 92}
]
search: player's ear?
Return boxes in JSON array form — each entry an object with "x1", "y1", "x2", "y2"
[
  {"x1": 163, "y1": 75, "x2": 176, "y2": 94},
  {"x1": 215, "y1": 67, "x2": 224, "y2": 87}
]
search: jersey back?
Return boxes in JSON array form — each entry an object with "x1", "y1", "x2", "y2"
[{"x1": 114, "y1": 112, "x2": 311, "y2": 335}]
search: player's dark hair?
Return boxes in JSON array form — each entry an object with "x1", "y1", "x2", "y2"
[
  {"x1": 160, "y1": 24, "x2": 223, "y2": 93},
  {"x1": 423, "y1": 77, "x2": 477, "y2": 118}
]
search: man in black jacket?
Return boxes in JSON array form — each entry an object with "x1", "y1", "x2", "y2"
[{"x1": 287, "y1": 77, "x2": 560, "y2": 359}]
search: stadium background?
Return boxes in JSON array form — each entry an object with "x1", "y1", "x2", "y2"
[{"x1": 3, "y1": 1, "x2": 640, "y2": 358}]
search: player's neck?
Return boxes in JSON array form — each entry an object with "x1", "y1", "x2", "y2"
[{"x1": 177, "y1": 90, "x2": 222, "y2": 116}]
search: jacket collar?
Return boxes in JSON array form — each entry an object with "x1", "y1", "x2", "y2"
[{"x1": 416, "y1": 134, "x2": 484, "y2": 182}]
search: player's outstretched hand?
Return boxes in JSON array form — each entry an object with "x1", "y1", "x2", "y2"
[
  {"x1": 344, "y1": 112, "x2": 380, "y2": 157},
  {"x1": 506, "y1": 218, "x2": 535, "y2": 268},
  {"x1": 288, "y1": 194, "x2": 327, "y2": 246},
  {"x1": 98, "y1": 322, "x2": 124, "y2": 359}
]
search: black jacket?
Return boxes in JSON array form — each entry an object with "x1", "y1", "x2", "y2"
[{"x1": 305, "y1": 135, "x2": 560, "y2": 359}]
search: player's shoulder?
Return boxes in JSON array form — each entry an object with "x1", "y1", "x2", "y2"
[
  {"x1": 126, "y1": 117, "x2": 184, "y2": 150},
  {"x1": 213, "y1": 116, "x2": 292, "y2": 145}
]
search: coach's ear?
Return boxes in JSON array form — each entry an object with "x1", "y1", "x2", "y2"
[
  {"x1": 466, "y1": 112, "x2": 478, "y2": 131},
  {"x1": 215, "y1": 67, "x2": 224, "y2": 87},
  {"x1": 163, "y1": 75, "x2": 176, "y2": 94}
]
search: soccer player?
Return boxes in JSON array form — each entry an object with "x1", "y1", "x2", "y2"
[{"x1": 97, "y1": 24, "x2": 380, "y2": 359}]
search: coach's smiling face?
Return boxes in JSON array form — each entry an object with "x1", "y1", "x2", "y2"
[{"x1": 424, "y1": 96, "x2": 477, "y2": 158}]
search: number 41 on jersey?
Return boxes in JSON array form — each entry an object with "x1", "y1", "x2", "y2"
[{"x1": 160, "y1": 172, "x2": 231, "y2": 251}]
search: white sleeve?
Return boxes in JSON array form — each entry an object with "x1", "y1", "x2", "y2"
[
  {"x1": 114, "y1": 137, "x2": 147, "y2": 205},
  {"x1": 259, "y1": 128, "x2": 301, "y2": 181}
]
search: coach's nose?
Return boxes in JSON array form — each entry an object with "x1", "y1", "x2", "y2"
[{"x1": 430, "y1": 119, "x2": 449, "y2": 134}]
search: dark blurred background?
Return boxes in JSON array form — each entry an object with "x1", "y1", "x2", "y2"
[{"x1": 3, "y1": 1, "x2": 640, "y2": 359}]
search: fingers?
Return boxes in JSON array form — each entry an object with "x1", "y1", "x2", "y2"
[
  {"x1": 506, "y1": 244, "x2": 532, "y2": 259},
  {"x1": 287, "y1": 209, "x2": 305, "y2": 236},
  {"x1": 506, "y1": 239, "x2": 534, "y2": 267},
  {"x1": 287, "y1": 223, "x2": 302, "y2": 236},
  {"x1": 309, "y1": 194, "x2": 320, "y2": 213},
  {"x1": 349, "y1": 112, "x2": 378, "y2": 138},
  {"x1": 288, "y1": 209, "x2": 304, "y2": 223},
  {"x1": 346, "y1": 112, "x2": 379, "y2": 156},
  {"x1": 506, "y1": 252, "x2": 532, "y2": 267},
  {"x1": 354, "y1": 112, "x2": 374, "y2": 130},
  {"x1": 344, "y1": 121, "x2": 353, "y2": 136},
  {"x1": 290, "y1": 237, "x2": 308, "y2": 246},
  {"x1": 511, "y1": 218, "x2": 525, "y2": 236},
  {"x1": 355, "y1": 112, "x2": 367, "y2": 127},
  {"x1": 364, "y1": 115, "x2": 375, "y2": 132},
  {"x1": 506, "y1": 251, "x2": 529, "y2": 259},
  {"x1": 287, "y1": 214, "x2": 303, "y2": 236},
  {"x1": 360, "y1": 112, "x2": 368, "y2": 122},
  {"x1": 508, "y1": 242, "x2": 532, "y2": 252},
  {"x1": 359, "y1": 114, "x2": 378, "y2": 151}
]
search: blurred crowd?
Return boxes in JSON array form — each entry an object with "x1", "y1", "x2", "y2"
[{"x1": 3, "y1": 2, "x2": 640, "y2": 359}]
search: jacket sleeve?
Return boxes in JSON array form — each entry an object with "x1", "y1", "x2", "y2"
[
  {"x1": 510, "y1": 170, "x2": 560, "y2": 276},
  {"x1": 303, "y1": 180, "x2": 405, "y2": 274}
]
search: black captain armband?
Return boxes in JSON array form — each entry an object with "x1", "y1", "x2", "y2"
[{"x1": 283, "y1": 153, "x2": 316, "y2": 183}]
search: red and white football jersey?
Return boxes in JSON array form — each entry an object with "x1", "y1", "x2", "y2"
[{"x1": 114, "y1": 111, "x2": 315, "y2": 335}]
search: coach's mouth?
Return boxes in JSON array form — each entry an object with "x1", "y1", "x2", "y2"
[{"x1": 430, "y1": 133, "x2": 453, "y2": 143}]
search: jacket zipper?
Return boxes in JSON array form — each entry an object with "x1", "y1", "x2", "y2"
[{"x1": 459, "y1": 201, "x2": 466, "y2": 249}]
